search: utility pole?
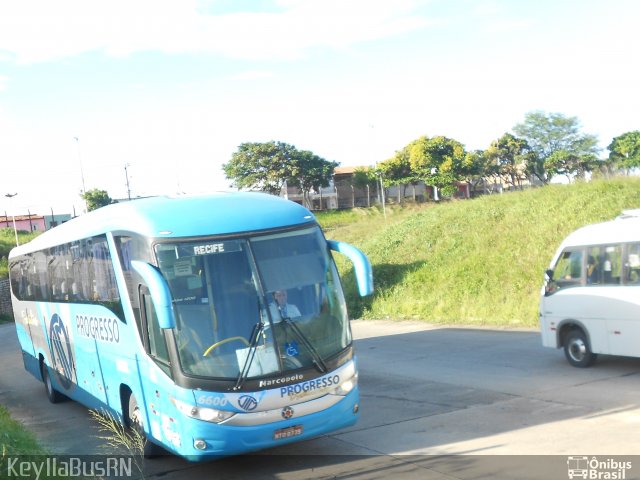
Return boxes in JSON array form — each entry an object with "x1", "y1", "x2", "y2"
[
  {"x1": 75, "y1": 137, "x2": 87, "y2": 213},
  {"x1": 5, "y1": 193, "x2": 19, "y2": 246},
  {"x1": 124, "y1": 163, "x2": 132, "y2": 200},
  {"x1": 74, "y1": 137, "x2": 86, "y2": 194}
]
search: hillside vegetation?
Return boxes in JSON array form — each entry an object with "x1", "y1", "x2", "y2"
[
  {"x1": 318, "y1": 177, "x2": 640, "y2": 328},
  {"x1": 0, "y1": 229, "x2": 38, "y2": 279}
]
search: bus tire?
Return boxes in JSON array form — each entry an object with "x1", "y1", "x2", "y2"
[
  {"x1": 564, "y1": 329, "x2": 597, "y2": 368},
  {"x1": 41, "y1": 363, "x2": 66, "y2": 404},
  {"x1": 126, "y1": 393, "x2": 163, "y2": 458}
]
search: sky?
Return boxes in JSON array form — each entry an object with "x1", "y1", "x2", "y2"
[{"x1": 1, "y1": 0, "x2": 639, "y2": 215}]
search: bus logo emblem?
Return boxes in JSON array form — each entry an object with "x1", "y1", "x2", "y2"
[
  {"x1": 238, "y1": 395, "x2": 258, "y2": 411},
  {"x1": 48, "y1": 313, "x2": 76, "y2": 390},
  {"x1": 281, "y1": 406, "x2": 294, "y2": 420}
]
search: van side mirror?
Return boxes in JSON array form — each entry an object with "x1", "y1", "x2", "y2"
[
  {"x1": 131, "y1": 260, "x2": 176, "y2": 329},
  {"x1": 545, "y1": 269, "x2": 554, "y2": 281},
  {"x1": 328, "y1": 240, "x2": 374, "y2": 296}
]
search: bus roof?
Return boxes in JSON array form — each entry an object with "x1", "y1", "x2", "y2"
[
  {"x1": 10, "y1": 192, "x2": 316, "y2": 257},
  {"x1": 559, "y1": 216, "x2": 640, "y2": 249}
]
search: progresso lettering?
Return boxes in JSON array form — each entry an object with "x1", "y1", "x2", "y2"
[
  {"x1": 75, "y1": 315, "x2": 121, "y2": 344},
  {"x1": 280, "y1": 375, "x2": 340, "y2": 398}
]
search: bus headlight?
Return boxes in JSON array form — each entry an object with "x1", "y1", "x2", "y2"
[
  {"x1": 333, "y1": 373, "x2": 358, "y2": 396},
  {"x1": 170, "y1": 397, "x2": 235, "y2": 423}
]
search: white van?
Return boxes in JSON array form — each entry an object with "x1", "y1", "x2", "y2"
[{"x1": 540, "y1": 210, "x2": 640, "y2": 367}]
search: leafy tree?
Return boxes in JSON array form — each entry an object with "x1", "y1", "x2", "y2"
[
  {"x1": 222, "y1": 141, "x2": 299, "y2": 195},
  {"x1": 408, "y1": 135, "x2": 466, "y2": 197},
  {"x1": 608, "y1": 131, "x2": 640, "y2": 170},
  {"x1": 377, "y1": 149, "x2": 415, "y2": 187},
  {"x1": 376, "y1": 148, "x2": 419, "y2": 202},
  {"x1": 462, "y1": 149, "x2": 500, "y2": 194},
  {"x1": 544, "y1": 150, "x2": 598, "y2": 182},
  {"x1": 222, "y1": 141, "x2": 337, "y2": 205},
  {"x1": 513, "y1": 111, "x2": 599, "y2": 184},
  {"x1": 485, "y1": 133, "x2": 531, "y2": 188},
  {"x1": 81, "y1": 189, "x2": 114, "y2": 212},
  {"x1": 351, "y1": 167, "x2": 377, "y2": 190},
  {"x1": 288, "y1": 149, "x2": 338, "y2": 207}
]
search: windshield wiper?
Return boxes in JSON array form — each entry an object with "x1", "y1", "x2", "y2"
[
  {"x1": 281, "y1": 317, "x2": 328, "y2": 373},
  {"x1": 233, "y1": 321, "x2": 264, "y2": 391}
]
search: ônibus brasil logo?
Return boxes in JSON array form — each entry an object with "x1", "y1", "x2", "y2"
[{"x1": 567, "y1": 456, "x2": 632, "y2": 479}]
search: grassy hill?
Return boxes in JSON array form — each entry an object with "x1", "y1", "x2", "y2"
[
  {"x1": 0, "y1": 229, "x2": 39, "y2": 279},
  {"x1": 318, "y1": 177, "x2": 640, "y2": 328}
]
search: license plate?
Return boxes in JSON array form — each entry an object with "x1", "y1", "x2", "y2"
[{"x1": 273, "y1": 425, "x2": 303, "y2": 440}]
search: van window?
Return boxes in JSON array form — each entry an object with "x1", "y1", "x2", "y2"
[
  {"x1": 586, "y1": 246, "x2": 602, "y2": 285},
  {"x1": 602, "y1": 245, "x2": 622, "y2": 285},
  {"x1": 625, "y1": 243, "x2": 640, "y2": 285},
  {"x1": 553, "y1": 249, "x2": 583, "y2": 289}
]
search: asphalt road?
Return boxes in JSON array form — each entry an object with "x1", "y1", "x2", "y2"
[{"x1": 2, "y1": 320, "x2": 640, "y2": 479}]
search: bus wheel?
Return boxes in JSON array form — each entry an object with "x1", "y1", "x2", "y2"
[
  {"x1": 127, "y1": 393, "x2": 162, "y2": 458},
  {"x1": 41, "y1": 363, "x2": 65, "y2": 404},
  {"x1": 564, "y1": 330, "x2": 597, "y2": 368}
]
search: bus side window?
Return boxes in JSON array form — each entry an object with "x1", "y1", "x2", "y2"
[{"x1": 625, "y1": 243, "x2": 640, "y2": 285}]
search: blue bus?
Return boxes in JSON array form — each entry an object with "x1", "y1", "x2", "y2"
[{"x1": 9, "y1": 193, "x2": 373, "y2": 460}]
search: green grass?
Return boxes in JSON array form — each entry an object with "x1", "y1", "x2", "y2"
[
  {"x1": 0, "y1": 228, "x2": 40, "y2": 279},
  {"x1": 317, "y1": 177, "x2": 640, "y2": 328},
  {"x1": 0, "y1": 404, "x2": 48, "y2": 456}
]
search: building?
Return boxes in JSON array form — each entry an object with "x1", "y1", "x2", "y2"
[
  {"x1": 0, "y1": 214, "x2": 46, "y2": 232},
  {"x1": 280, "y1": 166, "x2": 472, "y2": 210}
]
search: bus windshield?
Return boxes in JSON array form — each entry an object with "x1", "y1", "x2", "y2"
[{"x1": 155, "y1": 226, "x2": 351, "y2": 380}]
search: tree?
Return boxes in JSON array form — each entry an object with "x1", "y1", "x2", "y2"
[
  {"x1": 222, "y1": 141, "x2": 299, "y2": 195},
  {"x1": 408, "y1": 135, "x2": 467, "y2": 197},
  {"x1": 288, "y1": 149, "x2": 338, "y2": 207},
  {"x1": 222, "y1": 141, "x2": 337, "y2": 205},
  {"x1": 463, "y1": 149, "x2": 500, "y2": 194},
  {"x1": 376, "y1": 148, "x2": 418, "y2": 202},
  {"x1": 544, "y1": 150, "x2": 598, "y2": 183},
  {"x1": 513, "y1": 111, "x2": 599, "y2": 184},
  {"x1": 608, "y1": 131, "x2": 640, "y2": 171},
  {"x1": 485, "y1": 133, "x2": 531, "y2": 188},
  {"x1": 81, "y1": 189, "x2": 114, "y2": 212}
]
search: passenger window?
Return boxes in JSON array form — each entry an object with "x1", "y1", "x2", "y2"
[
  {"x1": 625, "y1": 243, "x2": 640, "y2": 285},
  {"x1": 586, "y1": 246, "x2": 602, "y2": 285},
  {"x1": 602, "y1": 245, "x2": 622, "y2": 285}
]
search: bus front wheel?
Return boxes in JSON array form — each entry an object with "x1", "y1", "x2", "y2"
[
  {"x1": 564, "y1": 330, "x2": 596, "y2": 368},
  {"x1": 127, "y1": 393, "x2": 163, "y2": 458},
  {"x1": 41, "y1": 363, "x2": 65, "y2": 404}
]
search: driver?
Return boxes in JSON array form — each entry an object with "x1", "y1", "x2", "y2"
[{"x1": 268, "y1": 289, "x2": 301, "y2": 322}]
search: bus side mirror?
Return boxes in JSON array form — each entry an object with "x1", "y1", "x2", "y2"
[
  {"x1": 328, "y1": 240, "x2": 374, "y2": 296},
  {"x1": 131, "y1": 260, "x2": 176, "y2": 329}
]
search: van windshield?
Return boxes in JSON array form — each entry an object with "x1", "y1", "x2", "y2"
[{"x1": 155, "y1": 226, "x2": 351, "y2": 380}]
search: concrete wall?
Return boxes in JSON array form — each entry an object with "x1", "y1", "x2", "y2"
[{"x1": 0, "y1": 278, "x2": 13, "y2": 318}]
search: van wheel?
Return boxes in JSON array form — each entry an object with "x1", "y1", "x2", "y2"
[
  {"x1": 41, "y1": 363, "x2": 65, "y2": 404},
  {"x1": 564, "y1": 330, "x2": 596, "y2": 368},
  {"x1": 126, "y1": 393, "x2": 163, "y2": 458}
]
